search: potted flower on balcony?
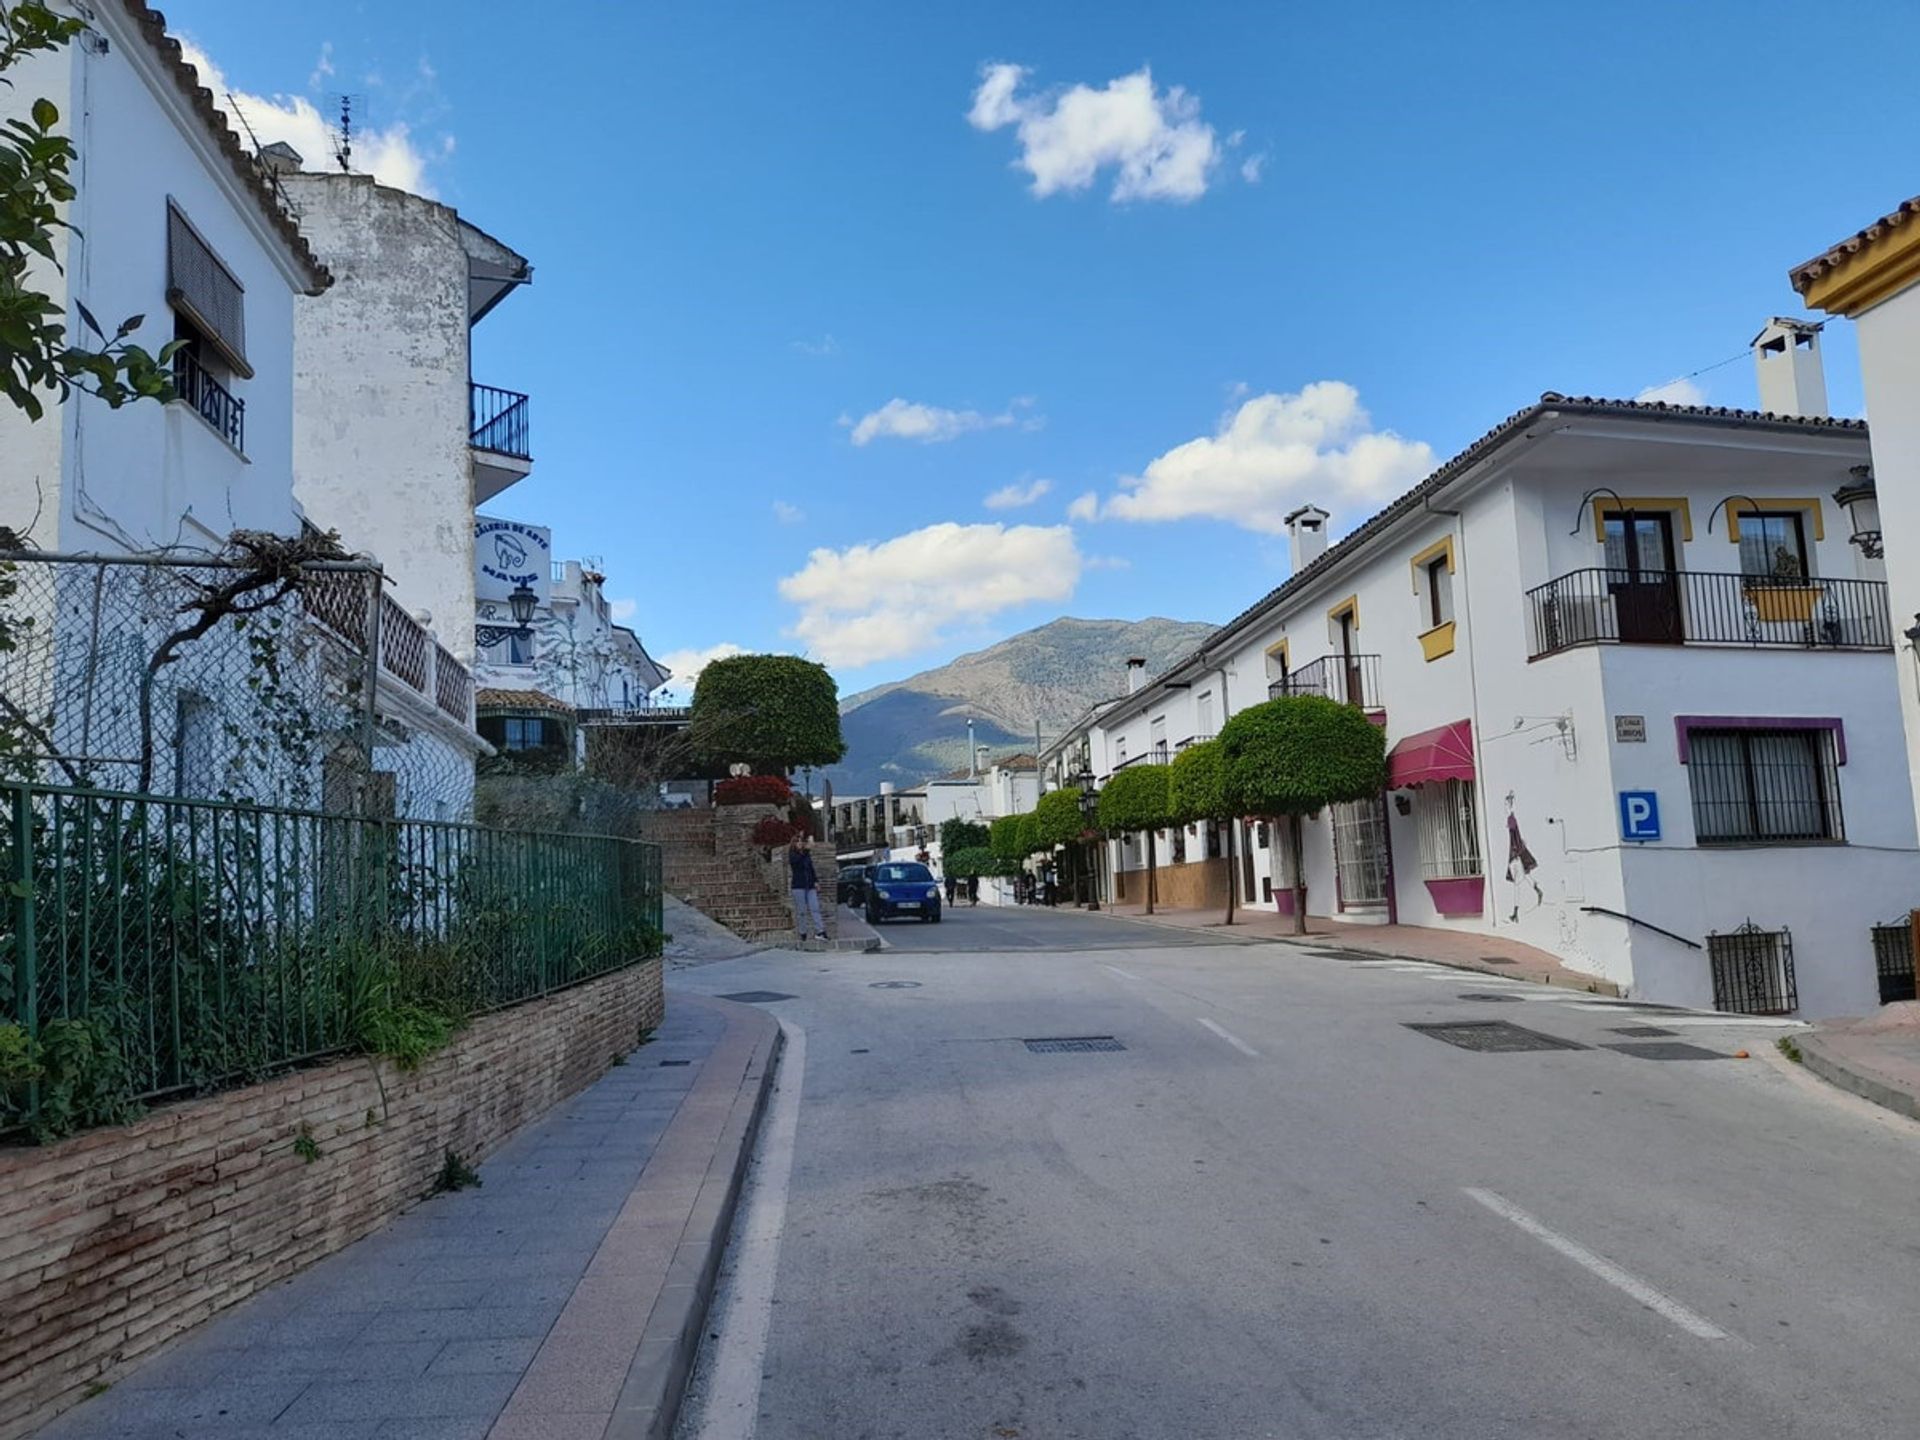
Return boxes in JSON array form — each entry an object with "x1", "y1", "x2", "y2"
[{"x1": 1743, "y1": 545, "x2": 1824, "y2": 624}]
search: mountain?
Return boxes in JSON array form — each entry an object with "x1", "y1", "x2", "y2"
[{"x1": 822, "y1": 617, "x2": 1218, "y2": 797}]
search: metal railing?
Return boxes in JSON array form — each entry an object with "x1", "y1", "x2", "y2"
[
  {"x1": 1707, "y1": 921, "x2": 1798, "y2": 1015},
  {"x1": 470, "y1": 382, "x2": 531, "y2": 460},
  {"x1": 434, "y1": 641, "x2": 473, "y2": 722},
  {"x1": 1174, "y1": 734, "x2": 1215, "y2": 752},
  {"x1": 1527, "y1": 568, "x2": 1894, "y2": 659},
  {"x1": 1, "y1": 780, "x2": 663, "y2": 1138},
  {"x1": 173, "y1": 347, "x2": 245, "y2": 453},
  {"x1": 1873, "y1": 917, "x2": 1917, "y2": 1005},
  {"x1": 1271, "y1": 653, "x2": 1384, "y2": 709}
]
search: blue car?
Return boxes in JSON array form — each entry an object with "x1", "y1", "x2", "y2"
[{"x1": 864, "y1": 861, "x2": 942, "y2": 924}]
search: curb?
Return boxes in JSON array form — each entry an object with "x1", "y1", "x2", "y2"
[{"x1": 1797, "y1": 1033, "x2": 1920, "y2": 1123}]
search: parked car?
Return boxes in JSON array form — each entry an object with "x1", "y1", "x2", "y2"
[
  {"x1": 864, "y1": 861, "x2": 942, "y2": 924},
  {"x1": 836, "y1": 864, "x2": 869, "y2": 907}
]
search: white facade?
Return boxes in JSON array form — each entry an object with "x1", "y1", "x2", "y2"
[
  {"x1": 1050, "y1": 395, "x2": 1919, "y2": 1017},
  {"x1": 280, "y1": 163, "x2": 532, "y2": 664},
  {"x1": 473, "y1": 552, "x2": 668, "y2": 713}
]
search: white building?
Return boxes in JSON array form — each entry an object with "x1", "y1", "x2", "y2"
[
  {"x1": 1048, "y1": 369, "x2": 1918, "y2": 1018},
  {"x1": 833, "y1": 757, "x2": 1039, "y2": 901},
  {"x1": 276, "y1": 154, "x2": 533, "y2": 664}
]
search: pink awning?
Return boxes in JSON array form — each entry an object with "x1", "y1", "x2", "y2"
[{"x1": 1388, "y1": 719, "x2": 1475, "y2": 788}]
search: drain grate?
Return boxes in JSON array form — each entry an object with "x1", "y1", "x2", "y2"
[
  {"x1": 1457, "y1": 993, "x2": 1523, "y2": 1003},
  {"x1": 1405, "y1": 1021, "x2": 1586, "y2": 1053},
  {"x1": 1023, "y1": 1036, "x2": 1126, "y2": 1054},
  {"x1": 718, "y1": 991, "x2": 794, "y2": 1004},
  {"x1": 1604, "y1": 1041, "x2": 1727, "y2": 1061},
  {"x1": 869, "y1": 981, "x2": 922, "y2": 990},
  {"x1": 1608, "y1": 1024, "x2": 1679, "y2": 1038}
]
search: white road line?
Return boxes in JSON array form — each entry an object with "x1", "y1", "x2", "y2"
[
  {"x1": 692, "y1": 1022, "x2": 807, "y2": 1440},
  {"x1": 1198, "y1": 1017, "x2": 1261, "y2": 1057},
  {"x1": 1101, "y1": 963, "x2": 1142, "y2": 981},
  {"x1": 1462, "y1": 1187, "x2": 1732, "y2": 1342}
]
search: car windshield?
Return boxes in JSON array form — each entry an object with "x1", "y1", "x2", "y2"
[{"x1": 873, "y1": 864, "x2": 931, "y2": 883}]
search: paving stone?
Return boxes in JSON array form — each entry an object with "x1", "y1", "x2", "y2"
[
  {"x1": 277, "y1": 1372, "x2": 519, "y2": 1423},
  {"x1": 424, "y1": 1336, "x2": 545, "y2": 1376}
]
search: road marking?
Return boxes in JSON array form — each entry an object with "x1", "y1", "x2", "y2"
[
  {"x1": 1198, "y1": 1017, "x2": 1261, "y2": 1057},
  {"x1": 1101, "y1": 963, "x2": 1142, "y2": 981},
  {"x1": 1462, "y1": 1187, "x2": 1731, "y2": 1341},
  {"x1": 691, "y1": 1022, "x2": 807, "y2": 1440}
]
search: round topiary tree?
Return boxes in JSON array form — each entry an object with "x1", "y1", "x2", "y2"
[
  {"x1": 989, "y1": 813, "x2": 1027, "y2": 871},
  {"x1": 1219, "y1": 695, "x2": 1387, "y2": 933},
  {"x1": 1169, "y1": 739, "x2": 1237, "y2": 926},
  {"x1": 939, "y1": 817, "x2": 990, "y2": 857},
  {"x1": 691, "y1": 654, "x2": 846, "y2": 776},
  {"x1": 1030, "y1": 787, "x2": 1086, "y2": 905},
  {"x1": 1096, "y1": 763, "x2": 1173, "y2": 914}
]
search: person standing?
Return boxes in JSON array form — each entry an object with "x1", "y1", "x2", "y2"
[{"x1": 788, "y1": 833, "x2": 826, "y2": 943}]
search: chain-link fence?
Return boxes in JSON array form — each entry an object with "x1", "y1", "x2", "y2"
[{"x1": 0, "y1": 550, "x2": 478, "y2": 821}]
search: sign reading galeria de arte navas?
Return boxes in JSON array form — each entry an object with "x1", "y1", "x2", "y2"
[{"x1": 475, "y1": 516, "x2": 552, "y2": 606}]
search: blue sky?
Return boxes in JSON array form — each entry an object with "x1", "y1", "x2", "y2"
[{"x1": 168, "y1": 1, "x2": 1920, "y2": 698}]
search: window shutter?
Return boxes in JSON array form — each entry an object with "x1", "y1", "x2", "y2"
[{"x1": 167, "y1": 202, "x2": 251, "y2": 377}]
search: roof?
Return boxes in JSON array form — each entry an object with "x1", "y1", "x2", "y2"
[
  {"x1": 1088, "y1": 395, "x2": 1870, "y2": 731},
  {"x1": 476, "y1": 687, "x2": 573, "y2": 713},
  {"x1": 124, "y1": 4, "x2": 331, "y2": 293},
  {"x1": 1790, "y1": 194, "x2": 1920, "y2": 307}
]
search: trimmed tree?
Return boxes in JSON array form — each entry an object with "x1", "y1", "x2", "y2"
[
  {"x1": 1169, "y1": 739, "x2": 1237, "y2": 926},
  {"x1": 1219, "y1": 695, "x2": 1387, "y2": 934},
  {"x1": 945, "y1": 846, "x2": 997, "y2": 881},
  {"x1": 1096, "y1": 763, "x2": 1172, "y2": 914},
  {"x1": 989, "y1": 813, "x2": 1027, "y2": 874},
  {"x1": 939, "y1": 817, "x2": 990, "y2": 857},
  {"x1": 1032, "y1": 787, "x2": 1085, "y2": 904},
  {"x1": 690, "y1": 654, "x2": 845, "y2": 776}
]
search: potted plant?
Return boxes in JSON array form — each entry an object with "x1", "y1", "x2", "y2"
[{"x1": 1743, "y1": 544, "x2": 1823, "y2": 624}]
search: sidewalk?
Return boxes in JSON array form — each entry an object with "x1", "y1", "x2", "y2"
[
  {"x1": 1799, "y1": 1003, "x2": 1920, "y2": 1122},
  {"x1": 1092, "y1": 901, "x2": 1620, "y2": 994},
  {"x1": 37, "y1": 990, "x2": 779, "y2": 1440}
]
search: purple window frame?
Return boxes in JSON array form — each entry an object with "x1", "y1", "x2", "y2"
[{"x1": 1673, "y1": 716, "x2": 1846, "y2": 765}]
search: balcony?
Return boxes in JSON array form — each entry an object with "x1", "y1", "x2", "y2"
[
  {"x1": 1270, "y1": 653, "x2": 1384, "y2": 711},
  {"x1": 1526, "y1": 568, "x2": 1893, "y2": 660},
  {"x1": 173, "y1": 348, "x2": 244, "y2": 453},
  {"x1": 470, "y1": 381, "x2": 532, "y2": 502}
]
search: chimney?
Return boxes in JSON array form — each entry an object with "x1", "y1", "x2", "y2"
[
  {"x1": 1752, "y1": 317, "x2": 1828, "y2": 418},
  {"x1": 259, "y1": 141, "x2": 304, "y2": 175},
  {"x1": 1284, "y1": 504, "x2": 1332, "y2": 573},
  {"x1": 1126, "y1": 657, "x2": 1147, "y2": 694}
]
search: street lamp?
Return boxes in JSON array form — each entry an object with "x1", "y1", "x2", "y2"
[
  {"x1": 476, "y1": 583, "x2": 540, "y2": 650},
  {"x1": 1075, "y1": 768, "x2": 1101, "y2": 910},
  {"x1": 1835, "y1": 466, "x2": 1882, "y2": 561}
]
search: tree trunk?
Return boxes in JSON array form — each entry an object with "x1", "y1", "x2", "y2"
[
  {"x1": 1223, "y1": 816, "x2": 1236, "y2": 926},
  {"x1": 1145, "y1": 828, "x2": 1157, "y2": 915},
  {"x1": 1289, "y1": 812, "x2": 1307, "y2": 935}
]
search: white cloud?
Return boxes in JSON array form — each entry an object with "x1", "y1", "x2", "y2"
[
  {"x1": 1085, "y1": 554, "x2": 1131, "y2": 571},
  {"x1": 845, "y1": 397, "x2": 1028, "y2": 446},
  {"x1": 657, "y1": 642, "x2": 748, "y2": 699},
  {"x1": 178, "y1": 38, "x2": 443, "y2": 197},
  {"x1": 1240, "y1": 153, "x2": 1266, "y2": 184},
  {"x1": 307, "y1": 41, "x2": 335, "y2": 91},
  {"x1": 984, "y1": 478, "x2": 1051, "y2": 510},
  {"x1": 780, "y1": 522, "x2": 1081, "y2": 667},
  {"x1": 1066, "y1": 490, "x2": 1100, "y2": 523},
  {"x1": 772, "y1": 500, "x2": 806, "y2": 524},
  {"x1": 608, "y1": 598, "x2": 637, "y2": 623},
  {"x1": 1634, "y1": 377, "x2": 1705, "y2": 407},
  {"x1": 967, "y1": 62, "x2": 1221, "y2": 203},
  {"x1": 790, "y1": 334, "x2": 839, "y2": 358},
  {"x1": 1102, "y1": 383, "x2": 1434, "y2": 536}
]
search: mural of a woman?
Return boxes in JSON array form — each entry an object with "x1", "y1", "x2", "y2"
[{"x1": 1504, "y1": 791, "x2": 1545, "y2": 923}]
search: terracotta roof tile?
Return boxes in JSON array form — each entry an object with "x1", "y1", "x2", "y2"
[
  {"x1": 1790, "y1": 195, "x2": 1920, "y2": 293},
  {"x1": 476, "y1": 687, "x2": 573, "y2": 712}
]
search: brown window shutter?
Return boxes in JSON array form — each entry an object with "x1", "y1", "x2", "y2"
[{"x1": 166, "y1": 202, "x2": 252, "y2": 378}]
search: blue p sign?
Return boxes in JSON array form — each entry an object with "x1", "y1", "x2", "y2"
[{"x1": 1619, "y1": 790, "x2": 1661, "y2": 842}]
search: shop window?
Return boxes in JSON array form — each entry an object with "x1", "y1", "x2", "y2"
[{"x1": 1412, "y1": 780, "x2": 1480, "y2": 879}]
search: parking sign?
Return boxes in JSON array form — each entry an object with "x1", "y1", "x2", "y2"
[{"x1": 1618, "y1": 790, "x2": 1661, "y2": 842}]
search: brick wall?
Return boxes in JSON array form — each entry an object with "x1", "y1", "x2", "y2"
[{"x1": 0, "y1": 959, "x2": 664, "y2": 1440}]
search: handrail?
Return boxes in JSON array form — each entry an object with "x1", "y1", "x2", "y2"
[
  {"x1": 470, "y1": 381, "x2": 531, "y2": 459},
  {"x1": 1527, "y1": 567, "x2": 1892, "y2": 658},
  {"x1": 1579, "y1": 904, "x2": 1702, "y2": 950}
]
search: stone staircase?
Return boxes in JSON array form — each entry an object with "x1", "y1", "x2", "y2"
[{"x1": 644, "y1": 807, "x2": 837, "y2": 944}]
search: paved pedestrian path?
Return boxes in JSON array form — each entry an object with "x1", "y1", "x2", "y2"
[
  {"x1": 1800, "y1": 1002, "x2": 1920, "y2": 1122},
  {"x1": 38, "y1": 993, "x2": 778, "y2": 1440}
]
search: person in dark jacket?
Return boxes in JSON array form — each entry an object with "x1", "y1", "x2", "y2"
[{"x1": 788, "y1": 834, "x2": 826, "y2": 943}]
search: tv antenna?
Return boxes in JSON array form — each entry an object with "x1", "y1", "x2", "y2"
[
  {"x1": 225, "y1": 92, "x2": 296, "y2": 212},
  {"x1": 330, "y1": 93, "x2": 363, "y2": 172}
]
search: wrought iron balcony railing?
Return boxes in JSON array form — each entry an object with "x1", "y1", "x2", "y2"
[
  {"x1": 470, "y1": 381, "x2": 531, "y2": 459},
  {"x1": 1270, "y1": 653, "x2": 1384, "y2": 710},
  {"x1": 1526, "y1": 568, "x2": 1893, "y2": 660},
  {"x1": 174, "y1": 347, "x2": 244, "y2": 453}
]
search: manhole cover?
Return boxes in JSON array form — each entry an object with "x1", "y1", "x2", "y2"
[
  {"x1": 869, "y1": 981, "x2": 922, "y2": 990},
  {"x1": 1024, "y1": 1036, "x2": 1126, "y2": 1054},
  {"x1": 1457, "y1": 993, "x2": 1522, "y2": 1003},
  {"x1": 1608, "y1": 1024, "x2": 1679, "y2": 1037},
  {"x1": 1477, "y1": 956, "x2": 1518, "y2": 965},
  {"x1": 1404, "y1": 1021, "x2": 1586, "y2": 1053},
  {"x1": 718, "y1": 991, "x2": 795, "y2": 1004},
  {"x1": 1604, "y1": 1041, "x2": 1727, "y2": 1061}
]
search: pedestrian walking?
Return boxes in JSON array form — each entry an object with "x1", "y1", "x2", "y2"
[
  {"x1": 788, "y1": 833, "x2": 827, "y2": 943},
  {"x1": 944, "y1": 871, "x2": 957, "y2": 905},
  {"x1": 967, "y1": 875, "x2": 979, "y2": 906}
]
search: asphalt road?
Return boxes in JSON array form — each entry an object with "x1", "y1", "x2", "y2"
[
  {"x1": 673, "y1": 911, "x2": 1920, "y2": 1440},
  {"x1": 863, "y1": 900, "x2": 1243, "y2": 952}
]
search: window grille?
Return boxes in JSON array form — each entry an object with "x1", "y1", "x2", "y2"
[
  {"x1": 1331, "y1": 800, "x2": 1389, "y2": 906},
  {"x1": 1707, "y1": 922, "x2": 1797, "y2": 1015},
  {"x1": 167, "y1": 202, "x2": 249, "y2": 375},
  {"x1": 1686, "y1": 727, "x2": 1842, "y2": 844},
  {"x1": 1413, "y1": 780, "x2": 1481, "y2": 879},
  {"x1": 1872, "y1": 918, "x2": 1917, "y2": 1005}
]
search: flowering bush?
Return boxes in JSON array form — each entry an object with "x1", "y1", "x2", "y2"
[
  {"x1": 716, "y1": 774, "x2": 793, "y2": 806},
  {"x1": 749, "y1": 816, "x2": 795, "y2": 848}
]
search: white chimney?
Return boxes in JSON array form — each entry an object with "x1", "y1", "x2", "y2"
[
  {"x1": 1285, "y1": 504, "x2": 1331, "y2": 573},
  {"x1": 1125, "y1": 657, "x2": 1147, "y2": 694},
  {"x1": 1752, "y1": 317, "x2": 1828, "y2": 418}
]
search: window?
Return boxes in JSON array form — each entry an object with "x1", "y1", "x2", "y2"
[
  {"x1": 167, "y1": 202, "x2": 249, "y2": 372},
  {"x1": 1738, "y1": 511, "x2": 1809, "y2": 580},
  {"x1": 1708, "y1": 923, "x2": 1798, "y2": 1015},
  {"x1": 1113, "y1": 735, "x2": 1128, "y2": 768},
  {"x1": 1171, "y1": 828, "x2": 1187, "y2": 864},
  {"x1": 1195, "y1": 690, "x2": 1215, "y2": 737},
  {"x1": 482, "y1": 630, "x2": 537, "y2": 666},
  {"x1": 1412, "y1": 780, "x2": 1480, "y2": 879},
  {"x1": 1150, "y1": 716, "x2": 1168, "y2": 763},
  {"x1": 1424, "y1": 556, "x2": 1454, "y2": 630},
  {"x1": 1686, "y1": 727, "x2": 1841, "y2": 844},
  {"x1": 173, "y1": 692, "x2": 219, "y2": 798}
]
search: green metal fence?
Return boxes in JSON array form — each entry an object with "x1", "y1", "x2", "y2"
[{"x1": 1, "y1": 781, "x2": 663, "y2": 1138}]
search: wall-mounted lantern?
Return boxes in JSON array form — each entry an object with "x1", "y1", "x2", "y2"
[{"x1": 1834, "y1": 466, "x2": 1882, "y2": 560}]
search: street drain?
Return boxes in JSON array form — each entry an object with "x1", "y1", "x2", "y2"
[
  {"x1": 1604, "y1": 1041, "x2": 1727, "y2": 1061},
  {"x1": 1608, "y1": 1024, "x2": 1679, "y2": 1038},
  {"x1": 717, "y1": 991, "x2": 794, "y2": 1004},
  {"x1": 1457, "y1": 993, "x2": 1523, "y2": 1003},
  {"x1": 1023, "y1": 1036, "x2": 1125, "y2": 1054},
  {"x1": 1404, "y1": 1021, "x2": 1586, "y2": 1053},
  {"x1": 869, "y1": 981, "x2": 922, "y2": 989}
]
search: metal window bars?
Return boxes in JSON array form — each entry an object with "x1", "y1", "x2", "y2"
[
  {"x1": 470, "y1": 382, "x2": 531, "y2": 459},
  {"x1": 1685, "y1": 727, "x2": 1843, "y2": 845},
  {"x1": 172, "y1": 346, "x2": 245, "y2": 453},
  {"x1": 1707, "y1": 921, "x2": 1798, "y2": 1015},
  {"x1": 1527, "y1": 568, "x2": 1893, "y2": 659},
  {"x1": 1871, "y1": 916, "x2": 1917, "y2": 1005}
]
